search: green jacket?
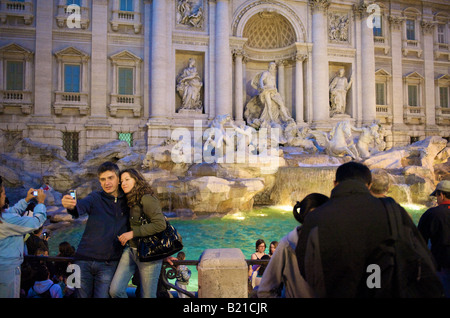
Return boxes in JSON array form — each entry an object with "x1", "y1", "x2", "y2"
[{"x1": 129, "y1": 194, "x2": 166, "y2": 248}]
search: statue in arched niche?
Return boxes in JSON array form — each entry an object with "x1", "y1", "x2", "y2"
[
  {"x1": 176, "y1": 58, "x2": 203, "y2": 111},
  {"x1": 244, "y1": 62, "x2": 293, "y2": 129}
]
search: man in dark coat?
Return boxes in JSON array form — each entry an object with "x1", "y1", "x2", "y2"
[
  {"x1": 295, "y1": 162, "x2": 416, "y2": 297},
  {"x1": 418, "y1": 180, "x2": 450, "y2": 297}
]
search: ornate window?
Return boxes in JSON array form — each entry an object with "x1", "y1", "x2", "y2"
[
  {"x1": 110, "y1": 0, "x2": 141, "y2": 34},
  {"x1": 406, "y1": 19, "x2": 415, "y2": 40},
  {"x1": 402, "y1": 8, "x2": 422, "y2": 58},
  {"x1": 62, "y1": 131, "x2": 79, "y2": 162},
  {"x1": 0, "y1": 0, "x2": 33, "y2": 25},
  {"x1": 403, "y1": 71, "x2": 425, "y2": 124},
  {"x1": 372, "y1": 3, "x2": 389, "y2": 55},
  {"x1": 434, "y1": 12, "x2": 449, "y2": 60},
  {"x1": 0, "y1": 43, "x2": 33, "y2": 114},
  {"x1": 375, "y1": 69, "x2": 392, "y2": 124},
  {"x1": 55, "y1": 0, "x2": 90, "y2": 29},
  {"x1": 373, "y1": 15, "x2": 382, "y2": 37},
  {"x1": 118, "y1": 132, "x2": 133, "y2": 147},
  {"x1": 54, "y1": 47, "x2": 90, "y2": 115},
  {"x1": 109, "y1": 50, "x2": 142, "y2": 117},
  {"x1": 435, "y1": 74, "x2": 450, "y2": 125},
  {"x1": 440, "y1": 87, "x2": 449, "y2": 108}
]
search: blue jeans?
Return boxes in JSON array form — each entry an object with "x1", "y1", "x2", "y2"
[
  {"x1": 0, "y1": 265, "x2": 21, "y2": 298},
  {"x1": 75, "y1": 260, "x2": 119, "y2": 298},
  {"x1": 109, "y1": 246, "x2": 162, "y2": 298},
  {"x1": 438, "y1": 268, "x2": 450, "y2": 298}
]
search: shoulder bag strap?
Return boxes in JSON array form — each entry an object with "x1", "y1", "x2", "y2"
[{"x1": 380, "y1": 197, "x2": 400, "y2": 240}]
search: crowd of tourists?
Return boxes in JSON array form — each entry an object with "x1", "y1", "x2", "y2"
[{"x1": 0, "y1": 161, "x2": 448, "y2": 298}]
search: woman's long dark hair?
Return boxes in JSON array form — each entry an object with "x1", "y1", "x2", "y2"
[
  {"x1": 293, "y1": 193, "x2": 329, "y2": 224},
  {"x1": 120, "y1": 168, "x2": 154, "y2": 208}
]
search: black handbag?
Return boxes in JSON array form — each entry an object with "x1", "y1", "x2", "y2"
[{"x1": 137, "y1": 214, "x2": 183, "y2": 262}]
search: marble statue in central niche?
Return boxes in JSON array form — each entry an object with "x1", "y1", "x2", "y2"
[{"x1": 244, "y1": 62, "x2": 293, "y2": 129}]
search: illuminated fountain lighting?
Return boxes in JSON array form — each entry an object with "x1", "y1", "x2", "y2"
[
  {"x1": 222, "y1": 211, "x2": 246, "y2": 220},
  {"x1": 271, "y1": 205, "x2": 293, "y2": 212},
  {"x1": 395, "y1": 183, "x2": 429, "y2": 210}
]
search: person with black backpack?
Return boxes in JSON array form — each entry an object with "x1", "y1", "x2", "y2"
[
  {"x1": 418, "y1": 180, "x2": 450, "y2": 297},
  {"x1": 27, "y1": 264, "x2": 63, "y2": 298},
  {"x1": 295, "y1": 162, "x2": 443, "y2": 298}
]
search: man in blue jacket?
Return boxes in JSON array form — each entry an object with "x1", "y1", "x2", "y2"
[
  {"x1": 61, "y1": 162, "x2": 129, "y2": 298},
  {"x1": 0, "y1": 176, "x2": 47, "y2": 298}
]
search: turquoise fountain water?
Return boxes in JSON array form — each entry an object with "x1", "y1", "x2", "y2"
[{"x1": 47, "y1": 204, "x2": 428, "y2": 293}]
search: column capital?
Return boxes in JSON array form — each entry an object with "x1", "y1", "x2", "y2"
[
  {"x1": 232, "y1": 48, "x2": 245, "y2": 58},
  {"x1": 309, "y1": 0, "x2": 330, "y2": 13},
  {"x1": 276, "y1": 59, "x2": 288, "y2": 67},
  {"x1": 420, "y1": 20, "x2": 436, "y2": 35},
  {"x1": 293, "y1": 53, "x2": 308, "y2": 62},
  {"x1": 388, "y1": 15, "x2": 405, "y2": 31}
]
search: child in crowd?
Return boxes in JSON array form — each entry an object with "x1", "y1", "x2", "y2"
[{"x1": 175, "y1": 251, "x2": 191, "y2": 298}]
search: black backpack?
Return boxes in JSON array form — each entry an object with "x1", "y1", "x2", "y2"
[{"x1": 359, "y1": 197, "x2": 444, "y2": 298}]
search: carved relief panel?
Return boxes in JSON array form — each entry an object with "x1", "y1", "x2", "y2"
[
  {"x1": 328, "y1": 12, "x2": 351, "y2": 44},
  {"x1": 176, "y1": 0, "x2": 205, "y2": 29}
]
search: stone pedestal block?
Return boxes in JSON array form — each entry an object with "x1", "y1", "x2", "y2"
[{"x1": 197, "y1": 248, "x2": 248, "y2": 298}]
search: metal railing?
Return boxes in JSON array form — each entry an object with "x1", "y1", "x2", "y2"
[{"x1": 24, "y1": 255, "x2": 270, "y2": 298}]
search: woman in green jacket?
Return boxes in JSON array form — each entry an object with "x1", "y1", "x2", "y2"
[{"x1": 109, "y1": 168, "x2": 166, "y2": 298}]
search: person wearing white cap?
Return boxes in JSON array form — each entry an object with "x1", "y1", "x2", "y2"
[{"x1": 418, "y1": 180, "x2": 450, "y2": 297}]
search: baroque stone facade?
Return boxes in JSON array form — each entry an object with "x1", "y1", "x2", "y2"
[{"x1": 0, "y1": 0, "x2": 449, "y2": 162}]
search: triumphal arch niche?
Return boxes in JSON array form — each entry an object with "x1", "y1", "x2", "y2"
[{"x1": 231, "y1": 1, "x2": 310, "y2": 127}]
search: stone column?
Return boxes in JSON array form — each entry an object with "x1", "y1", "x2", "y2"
[
  {"x1": 388, "y1": 15, "x2": 409, "y2": 146},
  {"x1": 294, "y1": 54, "x2": 306, "y2": 123},
  {"x1": 33, "y1": 0, "x2": 53, "y2": 117},
  {"x1": 24, "y1": 54, "x2": 32, "y2": 91},
  {"x1": 143, "y1": 0, "x2": 151, "y2": 118},
  {"x1": 0, "y1": 60, "x2": 3, "y2": 92},
  {"x1": 309, "y1": 0, "x2": 330, "y2": 126},
  {"x1": 214, "y1": 0, "x2": 232, "y2": 117},
  {"x1": 421, "y1": 21, "x2": 437, "y2": 128},
  {"x1": 135, "y1": 59, "x2": 141, "y2": 97},
  {"x1": 359, "y1": 4, "x2": 376, "y2": 124},
  {"x1": 276, "y1": 60, "x2": 286, "y2": 103},
  {"x1": 197, "y1": 248, "x2": 248, "y2": 298},
  {"x1": 233, "y1": 49, "x2": 244, "y2": 123},
  {"x1": 90, "y1": 0, "x2": 108, "y2": 118},
  {"x1": 81, "y1": 57, "x2": 89, "y2": 93},
  {"x1": 149, "y1": 0, "x2": 168, "y2": 119},
  {"x1": 389, "y1": 16, "x2": 404, "y2": 126}
]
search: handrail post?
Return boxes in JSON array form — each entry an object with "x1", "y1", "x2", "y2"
[{"x1": 197, "y1": 248, "x2": 248, "y2": 298}]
